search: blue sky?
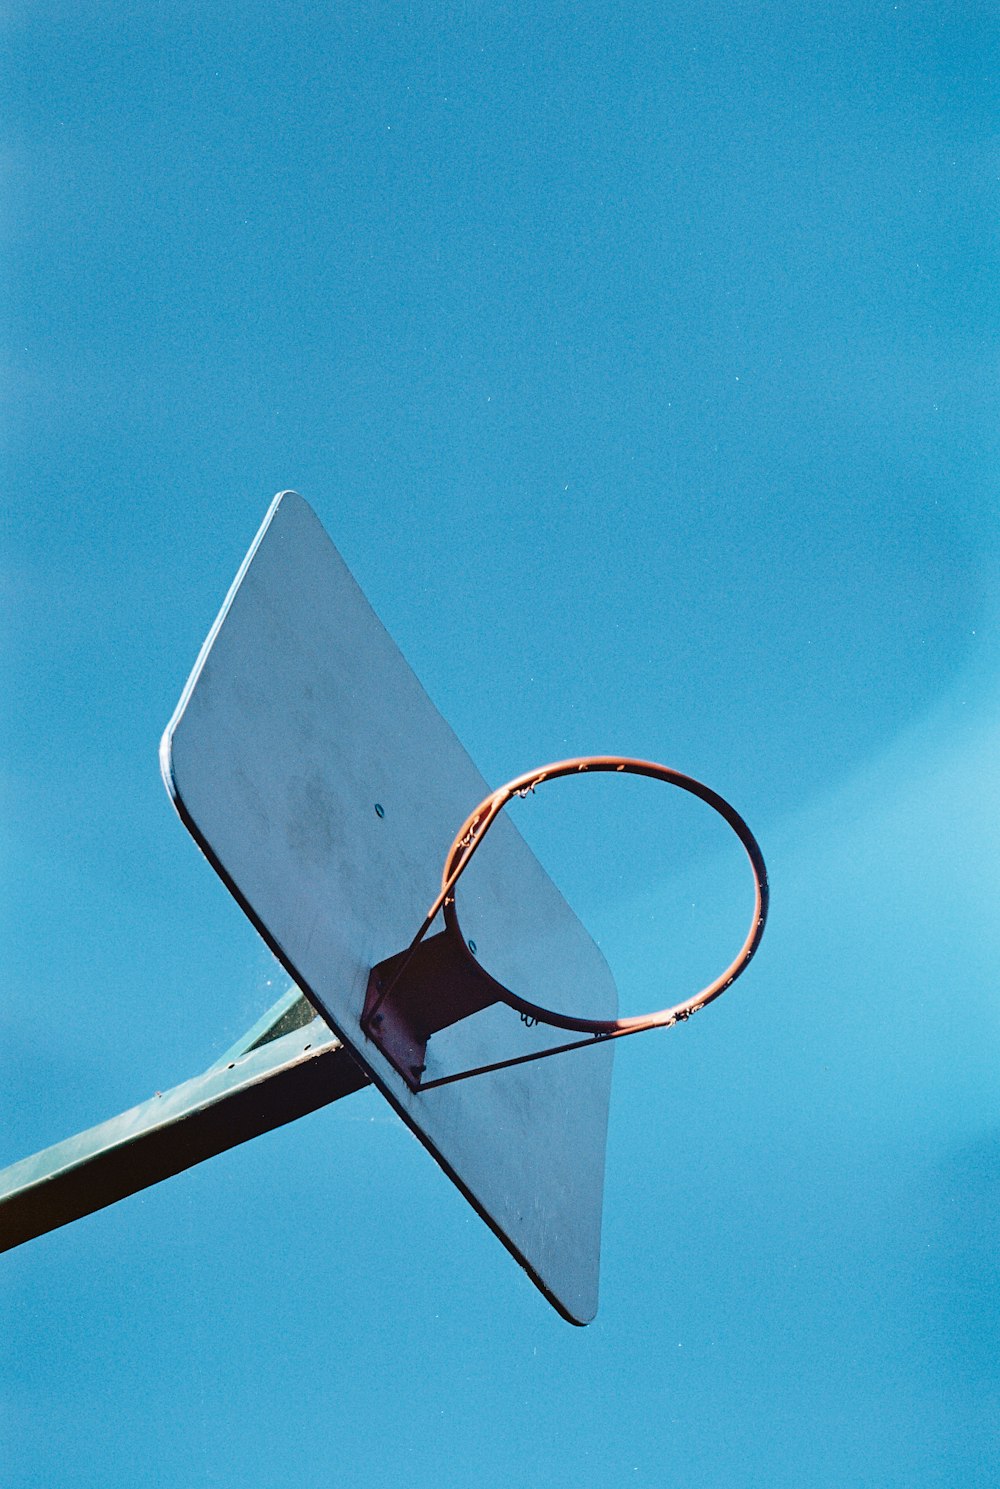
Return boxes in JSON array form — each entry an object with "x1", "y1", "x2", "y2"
[{"x1": 2, "y1": 3, "x2": 997, "y2": 1485}]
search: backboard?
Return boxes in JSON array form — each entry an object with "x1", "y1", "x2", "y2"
[{"x1": 160, "y1": 491, "x2": 617, "y2": 1324}]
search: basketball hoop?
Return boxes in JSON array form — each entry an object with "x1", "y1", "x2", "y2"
[{"x1": 363, "y1": 755, "x2": 768, "y2": 1089}]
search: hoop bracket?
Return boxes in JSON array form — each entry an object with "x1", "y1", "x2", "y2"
[{"x1": 362, "y1": 932, "x2": 502, "y2": 1090}]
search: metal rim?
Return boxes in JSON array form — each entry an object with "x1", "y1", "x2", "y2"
[{"x1": 426, "y1": 756, "x2": 769, "y2": 1038}]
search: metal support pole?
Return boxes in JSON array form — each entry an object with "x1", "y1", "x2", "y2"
[{"x1": 0, "y1": 993, "x2": 370, "y2": 1253}]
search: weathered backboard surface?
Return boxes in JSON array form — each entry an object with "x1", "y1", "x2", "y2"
[{"x1": 160, "y1": 492, "x2": 617, "y2": 1323}]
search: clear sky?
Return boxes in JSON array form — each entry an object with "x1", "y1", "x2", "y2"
[{"x1": 2, "y1": 3, "x2": 997, "y2": 1485}]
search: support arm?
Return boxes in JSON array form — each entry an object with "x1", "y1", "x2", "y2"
[{"x1": 0, "y1": 993, "x2": 370, "y2": 1253}]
